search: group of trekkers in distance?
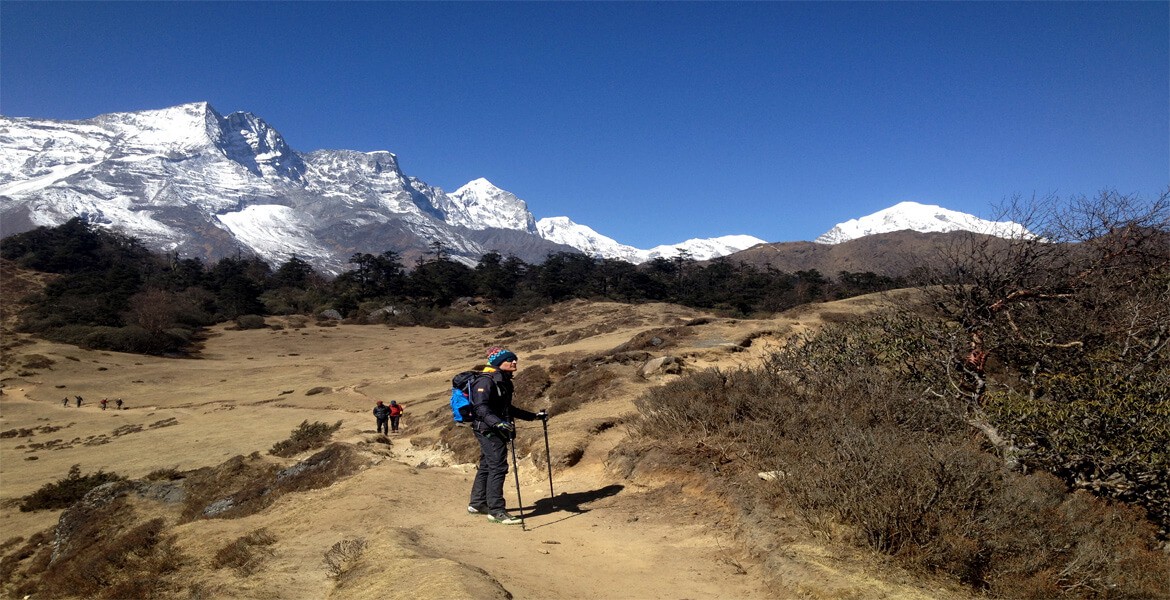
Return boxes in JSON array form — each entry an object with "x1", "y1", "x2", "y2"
[{"x1": 61, "y1": 395, "x2": 124, "y2": 410}]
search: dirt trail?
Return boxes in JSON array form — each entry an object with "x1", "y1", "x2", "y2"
[
  {"x1": 331, "y1": 432, "x2": 769, "y2": 600},
  {"x1": 1, "y1": 298, "x2": 970, "y2": 599}
]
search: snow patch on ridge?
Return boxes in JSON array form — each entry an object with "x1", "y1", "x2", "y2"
[
  {"x1": 537, "y1": 216, "x2": 765, "y2": 264},
  {"x1": 215, "y1": 205, "x2": 332, "y2": 267},
  {"x1": 815, "y1": 201, "x2": 1032, "y2": 244}
]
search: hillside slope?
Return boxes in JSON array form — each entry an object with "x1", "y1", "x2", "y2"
[{"x1": 0, "y1": 292, "x2": 970, "y2": 599}]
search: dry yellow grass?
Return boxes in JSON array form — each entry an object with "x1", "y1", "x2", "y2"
[{"x1": 1, "y1": 293, "x2": 972, "y2": 599}]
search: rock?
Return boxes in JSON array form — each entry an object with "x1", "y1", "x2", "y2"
[{"x1": 640, "y1": 356, "x2": 682, "y2": 378}]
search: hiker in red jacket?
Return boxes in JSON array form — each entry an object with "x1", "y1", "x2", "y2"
[{"x1": 388, "y1": 400, "x2": 403, "y2": 433}]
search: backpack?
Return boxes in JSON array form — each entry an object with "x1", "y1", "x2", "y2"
[{"x1": 449, "y1": 370, "x2": 486, "y2": 423}]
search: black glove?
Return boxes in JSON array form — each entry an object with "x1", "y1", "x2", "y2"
[
  {"x1": 494, "y1": 421, "x2": 516, "y2": 439},
  {"x1": 536, "y1": 410, "x2": 549, "y2": 422}
]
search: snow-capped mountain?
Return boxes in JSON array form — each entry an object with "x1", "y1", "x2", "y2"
[
  {"x1": 0, "y1": 102, "x2": 761, "y2": 273},
  {"x1": 0, "y1": 102, "x2": 505, "y2": 272},
  {"x1": 537, "y1": 217, "x2": 764, "y2": 263},
  {"x1": 815, "y1": 201, "x2": 1031, "y2": 244},
  {"x1": 445, "y1": 178, "x2": 537, "y2": 233}
]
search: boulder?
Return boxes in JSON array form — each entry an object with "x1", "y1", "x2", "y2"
[{"x1": 640, "y1": 356, "x2": 682, "y2": 378}]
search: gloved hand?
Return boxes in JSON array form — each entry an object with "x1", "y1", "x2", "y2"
[
  {"x1": 536, "y1": 410, "x2": 549, "y2": 422},
  {"x1": 494, "y1": 421, "x2": 516, "y2": 439}
]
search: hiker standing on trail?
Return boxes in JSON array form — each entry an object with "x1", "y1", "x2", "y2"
[
  {"x1": 100, "y1": 398, "x2": 108, "y2": 411},
  {"x1": 389, "y1": 401, "x2": 403, "y2": 433},
  {"x1": 373, "y1": 401, "x2": 391, "y2": 435},
  {"x1": 75, "y1": 396, "x2": 83, "y2": 408},
  {"x1": 63, "y1": 397, "x2": 69, "y2": 407},
  {"x1": 115, "y1": 398, "x2": 123, "y2": 410},
  {"x1": 467, "y1": 346, "x2": 547, "y2": 525}
]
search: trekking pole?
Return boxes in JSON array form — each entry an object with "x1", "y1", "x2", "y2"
[
  {"x1": 542, "y1": 417, "x2": 555, "y2": 500},
  {"x1": 509, "y1": 437, "x2": 526, "y2": 530}
]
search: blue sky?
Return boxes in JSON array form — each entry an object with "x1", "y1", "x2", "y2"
[{"x1": 2, "y1": 1, "x2": 1166, "y2": 248}]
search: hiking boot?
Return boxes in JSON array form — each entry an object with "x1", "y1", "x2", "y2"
[
  {"x1": 487, "y1": 511, "x2": 522, "y2": 525},
  {"x1": 467, "y1": 504, "x2": 490, "y2": 515}
]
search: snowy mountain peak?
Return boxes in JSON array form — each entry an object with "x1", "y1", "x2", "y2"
[
  {"x1": 445, "y1": 178, "x2": 536, "y2": 233},
  {"x1": 815, "y1": 201, "x2": 1031, "y2": 244},
  {"x1": 1, "y1": 101, "x2": 765, "y2": 272},
  {"x1": 537, "y1": 217, "x2": 645, "y2": 263},
  {"x1": 217, "y1": 110, "x2": 304, "y2": 180},
  {"x1": 537, "y1": 217, "x2": 765, "y2": 264}
]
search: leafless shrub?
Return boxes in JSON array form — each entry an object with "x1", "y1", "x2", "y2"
[
  {"x1": 323, "y1": 538, "x2": 366, "y2": 579},
  {"x1": 628, "y1": 308, "x2": 1170, "y2": 598},
  {"x1": 179, "y1": 454, "x2": 282, "y2": 523},
  {"x1": 144, "y1": 467, "x2": 184, "y2": 481},
  {"x1": 213, "y1": 528, "x2": 277, "y2": 576},
  {"x1": 611, "y1": 326, "x2": 693, "y2": 352},
  {"x1": 513, "y1": 363, "x2": 551, "y2": 407},
  {"x1": 546, "y1": 366, "x2": 616, "y2": 415},
  {"x1": 33, "y1": 513, "x2": 185, "y2": 599},
  {"x1": 0, "y1": 530, "x2": 49, "y2": 589}
]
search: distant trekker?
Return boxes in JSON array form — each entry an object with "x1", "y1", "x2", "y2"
[
  {"x1": 115, "y1": 398, "x2": 123, "y2": 410},
  {"x1": 389, "y1": 400, "x2": 403, "y2": 433},
  {"x1": 100, "y1": 398, "x2": 108, "y2": 410},
  {"x1": 373, "y1": 401, "x2": 391, "y2": 435},
  {"x1": 75, "y1": 396, "x2": 82, "y2": 408}
]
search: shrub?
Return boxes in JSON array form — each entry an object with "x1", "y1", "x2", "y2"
[
  {"x1": 21, "y1": 354, "x2": 54, "y2": 370},
  {"x1": 144, "y1": 468, "x2": 184, "y2": 481},
  {"x1": 213, "y1": 528, "x2": 277, "y2": 575},
  {"x1": 545, "y1": 366, "x2": 616, "y2": 415},
  {"x1": 323, "y1": 538, "x2": 366, "y2": 579},
  {"x1": 234, "y1": 314, "x2": 267, "y2": 330},
  {"x1": 628, "y1": 317, "x2": 1170, "y2": 598},
  {"x1": 34, "y1": 516, "x2": 184, "y2": 599},
  {"x1": 19, "y1": 465, "x2": 126, "y2": 511},
  {"x1": 42, "y1": 324, "x2": 188, "y2": 355},
  {"x1": 269, "y1": 421, "x2": 342, "y2": 458}
]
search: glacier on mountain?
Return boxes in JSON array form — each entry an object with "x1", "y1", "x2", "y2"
[{"x1": 815, "y1": 201, "x2": 1031, "y2": 244}]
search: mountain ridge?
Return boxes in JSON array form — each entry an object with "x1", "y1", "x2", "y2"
[
  {"x1": 0, "y1": 102, "x2": 763, "y2": 272},
  {"x1": 1, "y1": 102, "x2": 1025, "y2": 274}
]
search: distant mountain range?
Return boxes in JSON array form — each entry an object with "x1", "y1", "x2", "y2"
[{"x1": 0, "y1": 102, "x2": 1027, "y2": 274}]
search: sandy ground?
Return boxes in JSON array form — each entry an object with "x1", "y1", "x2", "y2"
[{"x1": 1, "y1": 296, "x2": 970, "y2": 599}]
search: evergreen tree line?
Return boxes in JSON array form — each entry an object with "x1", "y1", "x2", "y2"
[{"x1": 1, "y1": 218, "x2": 904, "y2": 354}]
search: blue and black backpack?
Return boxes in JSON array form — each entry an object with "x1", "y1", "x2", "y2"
[{"x1": 449, "y1": 370, "x2": 483, "y2": 423}]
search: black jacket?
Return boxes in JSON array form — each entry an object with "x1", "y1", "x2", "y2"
[
  {"x1": 373, "y1": 405, "x2": 391, "y2": 419},
  {"x1": 468, "y1": 368, "x2": 537, "y2": 433}
]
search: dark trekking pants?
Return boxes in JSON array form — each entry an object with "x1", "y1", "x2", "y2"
[
  {"x1": 390, "y1": 416, "x2": 400, "y2": 432},
  {"x1": 470, "y1": 429, "x2": 510, "y2": 512},
  {"x1": 376, "y1": 417, "x2": 389, "y2": 435}
]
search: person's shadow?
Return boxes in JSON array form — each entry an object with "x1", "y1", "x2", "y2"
[{"x1": 516, "y1": 484, "x2": 624, "y2": 527}]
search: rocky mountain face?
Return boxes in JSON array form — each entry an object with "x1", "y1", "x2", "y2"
[
  {"x1": 0, "y1": 103, "x2": 767, "y2": 273},
  {"x1": 0, "y1": 103, "x2": 586, "y2": 272}
]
